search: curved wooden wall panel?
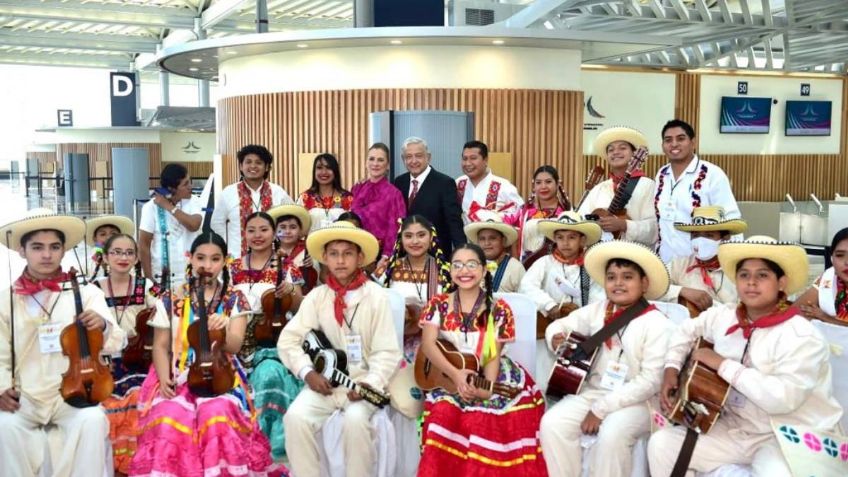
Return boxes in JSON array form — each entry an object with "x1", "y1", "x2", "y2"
[
  {"x1": 217, "y1": 89, "x2": 585, "y2": 199},
  {"x1": 675, "y1": 73, "x2": 701, "y2": 149}
]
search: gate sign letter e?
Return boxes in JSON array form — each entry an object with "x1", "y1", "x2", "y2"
[{"x1": 110, "y1": 72, "x2": 139, "y2": 126}]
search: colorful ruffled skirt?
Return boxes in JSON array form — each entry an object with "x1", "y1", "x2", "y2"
[
  {"x1": 248, "y1": 347, "x2": 304, "y2": 461},
  {"x1": 102, "y1": 357, "x2": 148, "y2": 474},
  {"x1": 418, "y1": 356, "x2": 547, "y2": 477},
  {"x1": 129, "y1": 367, "x2": 288, "y2": 477}
]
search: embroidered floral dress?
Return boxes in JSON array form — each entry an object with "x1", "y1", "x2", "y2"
[
  {"x1": 504, "y1": 203, "x2": 568, "y2": 261},
  {"x1": 230, "y1": 255, "x2": 306, "y2": 460},
  {"x1": 297, "y1": 189, "x2": 354, "y2": 233},
  {"x1": 130, "y1": 286, "x2": 287, "y2": 477},
  {"x1": 417, "y1": 294, "x2": 547, "y2": 477}
]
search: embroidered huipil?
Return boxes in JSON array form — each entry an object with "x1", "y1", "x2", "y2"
[
  {"x1": 297, "y1": 190, "x2": 354, "y2": 233},
  {"x1": 455, "y1": 171, "x2": 524, "y2": 225}
]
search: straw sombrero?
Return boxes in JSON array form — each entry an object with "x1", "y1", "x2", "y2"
[
  {"x1": 537, "y1": 211, "x2": 603, "y2": 246},
  {"x1": 674, "y1": 206, "x2": 748, "y2": 235},
  {"x1": 717, "y1": 235, "x2": 809, "y2": 295},
  {"x1": 85, "y1": 215, "x2": 135, "y2": 246},
  {"x1": 464, "y1": 209, "x2": 518, "y2": 246},
  {"x1": 0, "y1": 208, "x2": 85, "y2": 251},
  {"x1": 306, "y1": 221, "x2": 379, "y2": 265},
  {"x1": 267, "y1": 204, "x2": 311, "y2": 232},
  {"x1": 593, "y1": 126, "x2": 648, "y2": 156},
  {"x1": 584, "y1": 240, "x2": 670, "y2": 300}
]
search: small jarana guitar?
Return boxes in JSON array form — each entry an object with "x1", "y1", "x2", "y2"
[
  {"x1": 545, "y1": 330, "x2": 598, "y2": 400},
  {"x1": 667, "y1": 338, "x2": 730, "y2": 434},
  {"x1": 413, "y1": 339, "x2": 521, "y2": 398}
]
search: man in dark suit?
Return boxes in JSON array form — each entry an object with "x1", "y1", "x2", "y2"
[{"x1": 393, "y1": 137, "x2": 465, "y2": 255}]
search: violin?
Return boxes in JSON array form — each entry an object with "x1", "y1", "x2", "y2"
[
  {"x1": 256, "y1": 251, "x2": 293, "y2": 347},
  {"x1": 300, "y1": 249, "x2": 319, "y2": 294},
  {"x1": 186, "y1": 270, "x2": 235, "y2": 397},
  {"x1": 122, "y1": 266, "x2": 168, "y2": 369},
  {"x1": 60, "y1": 268, "x2": 115, "y2": 408}
]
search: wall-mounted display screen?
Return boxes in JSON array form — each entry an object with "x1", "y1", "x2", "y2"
[
  {"x1": 719, "y1": 96, "x2": 772, "y2": 134},
  {"x1": 785, "y1": 100, "x2": 832, "y2": 136}
]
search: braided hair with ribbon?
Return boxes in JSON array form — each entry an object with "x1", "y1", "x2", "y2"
[{"x1": 384, "y1": 214, "x2": 452, "y2": 292}]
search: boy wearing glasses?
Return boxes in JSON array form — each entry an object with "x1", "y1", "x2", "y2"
[{"x1": 277, "y1": 222, "x2": 401, "y2": 477}]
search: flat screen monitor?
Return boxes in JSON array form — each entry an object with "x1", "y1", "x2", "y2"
[
  {"x1": 785, "y1": 100, "x2": 832, "y2": 136},
  {"x1": 719, "y1": 96, "x2": 772, "y2": 134}
]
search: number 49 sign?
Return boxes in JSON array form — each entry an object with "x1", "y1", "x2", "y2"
[{"x1": 801, "y1": 83, "x2": 811, "y2": 96}]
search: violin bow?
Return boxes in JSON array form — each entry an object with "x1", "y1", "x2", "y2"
[{"x1": 5, "y1": 230, "x2": 16, "y2": 394}]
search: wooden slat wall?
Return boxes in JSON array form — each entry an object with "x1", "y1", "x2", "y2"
[
  {"x1": 218, "y1": 89, "x2": 585, "y2": 199},
  {"x1": 25, "y1": 151, "x2": 57, "y2": 174},
  {"x1": 55, "y1": 143, "x2": 163, "y2": 178},
  {"x1": 675, "y1": 73, "x2": 701, "y2": 150}
]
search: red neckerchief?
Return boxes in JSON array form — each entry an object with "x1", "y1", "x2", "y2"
[
  {"x1": 325, "y1": 269, "x2": 368, "y2": 326},
  {"x1": 552, "y1": 248, "x2": 584, "y2": 266},
  {"x1": 603, "y1": 300, "x2": 657, "y2": 348},
  {"x1": 281, "y1": 241, "x2": 306, "y2": 268},
  {"x1": 610, "y1": 170, "x2": 645, "y2": 192},
  {"x1": 686, "y1": 257, "x2": 721, "y2": 290},
  {"x1": 726, "y1": 302, "x2": 797, "y2": 339},
  {"x1": 237, "y1": 180, "x2": 273, "y2": 255},
  {"x1": 13, "y1": 268, "x2": 68, "y2": 295}
]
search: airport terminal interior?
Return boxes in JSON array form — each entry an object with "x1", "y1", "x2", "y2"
[{"x1": 0, "y1": 1, "x2": 847, "y2": 476}]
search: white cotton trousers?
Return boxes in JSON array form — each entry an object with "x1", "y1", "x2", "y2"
[
  {"x1": 540, "y1": 388, "x2": 651, "y2": 477},
  {"x1": 284, "y1": 387, "x2": 378, "y2": 477},
  {"x1": 0, "y1": 394, "x2": 109, "y2": 477},
  {"x1": 647, "y1": 418, "x2": 791, "y2": 477}
]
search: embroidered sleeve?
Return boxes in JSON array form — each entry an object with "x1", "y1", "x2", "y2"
[
  {"x1": 495, "y1": 299, "x2": 516, "y2": 342},
  {"x1": 289, "y1": 266, "x2": 305, "y2": 286},
  {"x1": 419, "y1": 293, "x2": 448, "y2": 327},
  {"x1": 341, "y1": 192, "x2": 354, "y2": 210},
  {"x1": 225, "y1": 289, "x2": 251, "y2": 317}
]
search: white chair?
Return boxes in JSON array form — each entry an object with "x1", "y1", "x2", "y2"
[
  {"x1": 39, "y1": 426, "x2": 113, "y2": 477},
  {"x1": 385, "y1": 288, "x2": 406, "y2": 348},
  {"x1": 652, "y1": 301, "x2": 691, "y2": 326},
  {"x1": 495, "y1": 293, "x2": 538, "y2": 376}
]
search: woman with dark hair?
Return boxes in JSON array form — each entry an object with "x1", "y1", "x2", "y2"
[
  {"x1": 417, "y1": 243, "x2": 546, "y2": 477},
  {"x1": 352, "y1": 143, "x2": 407, "y2": 274},
  {"x1": 130, "y1": 231, "x2": 287, "y2": 476},
  {"x1": 797, "y1": 227, "x2": 848, "y2": 325},
  {"x1": 504, "y1": 165, "x2": 572, "y2": 263},
  {"x1": 297, "y1": 153, "x2": 354, "y2": 233}
]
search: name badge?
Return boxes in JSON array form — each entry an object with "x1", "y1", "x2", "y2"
[
  {"x1": 599, "y1": 360, "x2": 629, "y2": 391},
  {"x1": 39, "y1": 323, "x2": 63, "y2": 354},
  {"x1": 345, "y1": 334, "x2": 363, "y2": 364},
  {"x1": 728, "y1": 388, "x2": 746, "y2": 408},
  {"x1": 661, "y1": 203, "x2": 676, "y2": 221}
]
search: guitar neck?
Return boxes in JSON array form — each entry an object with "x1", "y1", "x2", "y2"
[
  {"x1": 607, "y1": 172, "x2": 633, "y2": 214},
  {"x1": 332, "y1": 369, "x2": 387, "y2": 406},
  {"x1": 469, "y1": 375, "x2": 494, "y2": 393}
]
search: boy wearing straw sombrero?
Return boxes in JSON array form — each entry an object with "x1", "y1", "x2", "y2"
[
  {"x1": 539, "y1": 240, "x2": 670, "y2": 477},
  {"x1": 84, "y1": 214, "x2": 135, "y2": 280},
  {"x1": 277, "y1": 222, "x2": 401, "y2": 477},
  {"x1": 463, "y1": 208, "x2": 525, "y2": 293},
  {"x1": 659, "y1": 206, "x2": 748, "y2": 315},
  {"x1": 0, "y1": 209, "x2": 125, "y2": 476},
  {"x1": 650, "y1": 237, "x2": 843, "y2": 476}
]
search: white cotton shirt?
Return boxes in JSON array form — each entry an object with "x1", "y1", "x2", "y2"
[
  {"x1": 519, "y1": 255, "x2": 605, "y2": 315},
  {"x1": 456, "y1": 170, "x2": 524, "y2": 224},
  {"x1": 654, "y1": 156, "x2": 740, "y2": 262},
  {"x1": 660, "y1": 255, "x2": 738, "y2": 306},
  {"x1": 577, "y1": 176, "x2": 657, "y2": 247},
  {"x1": 139, "y1": 196, "x2": 202, "y2": 286},
  {"x1": 210, "y1": 181, "x2": 293, "y2": 257}
]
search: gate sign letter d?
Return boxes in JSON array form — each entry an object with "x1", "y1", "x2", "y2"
[
  {"x1": 110, "y1": 72, "x2": 139, "y2": 126},
  {"x1": 112, "y1": 75, "x2": 134, "y2": 97}
]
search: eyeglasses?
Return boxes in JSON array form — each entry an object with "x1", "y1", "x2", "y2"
[
  {"x1": 450, "y1": 260, "x2": 481, "y2": 271},
  {"x1": 108, "y1": 250, "x2": 137, "y2": 258}
]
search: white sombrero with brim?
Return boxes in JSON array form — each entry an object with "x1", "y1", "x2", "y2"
[
  {"x1": 717, "y1": 235, "x2": 809, "y2": 295},
  {"x1": 267, "y1": 204, "x2": 312, "y2": 232},
  {"x1": 306, "y1": 221, "x2": 379, "y2": 265},
  {"x1": 584, "y1": 240, "x2": 670, "y2": 300},
  {"x1": 593, "y1": 126, "x2": 649, "y2": 156},
  {"x1": 85, "y1": 215, "x2": 135, "y2": 246},
  {"x1": 674, "y1": 206, "x2": 748, "y2": 235},
  {"x1": 464, "y1": 209, "x2": 518, "y2": 246},
  {"x1": 537, "y1": 211, "x2": 603, "y2": 246},
  {"x1": 0, "y1": 208, "x2": 85, "y2": 251}
]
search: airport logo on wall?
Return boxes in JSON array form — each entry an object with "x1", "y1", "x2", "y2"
[
  {"x1": 182, "y1": 141, "x2": 201, "y2": 154},
  {"x1": 584, "y1": 96, "x2": 606, "y2": 131}
]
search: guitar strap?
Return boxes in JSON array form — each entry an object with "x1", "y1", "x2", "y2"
[
  {"x1": 671, "y1": 428, "x2": 699, "y2": 477},
  {"x1": 579, "y1": 266, "x2": 590, "y2": 307},
  {"x1": 618, "y1": 175, "x2": 642, "y2": 210},
  {"x1": 576, "y1": 297, "x2": 650, "y2": 358}
]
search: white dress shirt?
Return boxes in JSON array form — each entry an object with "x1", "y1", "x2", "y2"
[
  {"x1": 408, "y1": 166, "x2": 432, "y2": 196},
  {"x1": 210, "y1": 180, "x2": 293, "y2": 257},
  {"x1": 455, "y1": 170, "x2": 524, "y2": 224},
  {"x1": 654, "y1": 156, "x2": 740, "y2": 262}
]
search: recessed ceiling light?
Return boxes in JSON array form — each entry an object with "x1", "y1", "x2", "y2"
[
  {"x1": 297, "y1": 43, "x2": 308, "y2": 48},
  {"x1": 189, "y1": 67, "x2": 199, "y2": 72},
  {"x1": 225, "y1": 50, "x2": 238, "y2": 55},
  {"x1": 190, "y1": 58, "x2": 202, "y2": 63},
  {"x1": 390, "y1": 40, "x2": 402, "y2": 45},
  {"x1": 492, "y1": 40, "x2": 505, "y2": 45}
]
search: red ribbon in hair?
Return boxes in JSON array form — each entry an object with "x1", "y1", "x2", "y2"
[
  {"x1": 325, "y1": 269, "x2": 369, "y2": 326},
  {"x1": 14, "y1": 269, "x2": 68, "y2": 295}
]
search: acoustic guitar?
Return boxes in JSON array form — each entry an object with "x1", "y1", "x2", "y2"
[
  {"x1": 586, "y1": 147, "x2": 649, "y2": 239},
  {"x1": 678, "y1": 296, "x2": 703, "y2": 318},
  {"x1": 667, "y1": 338, "x2": 730, "y2": 434},
  {"x1": 545, "y1": 330, "x2": 598, "y2": 400},
  {"x1": 536, "y1": 302, "x2": 579, "y2": 340},
  {"x1": 574, "y1": 165, "x2": 606, "y2": 212},
  {"x1": 414, "y1": 339, "x2": 521, "y2": 398}
]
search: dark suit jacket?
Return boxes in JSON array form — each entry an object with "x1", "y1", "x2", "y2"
[{"x1": 394, "y1": 168, "x2": 465, "y2": 255}]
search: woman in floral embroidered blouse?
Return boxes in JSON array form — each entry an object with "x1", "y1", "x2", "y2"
[
  {"x1": 417, "y1": 243, "x2": 547, "y2": 477},
  {"x1": 297, "y1": 153, "x2": 354, "y2": 233}
]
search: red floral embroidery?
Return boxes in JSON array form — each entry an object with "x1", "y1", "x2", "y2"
[
  {"x1": 237, "y1": 181, "x2": 273, "y2": 255},
  {"x1": 419, "y1": 294, "x2": 515, "y2": 340}
]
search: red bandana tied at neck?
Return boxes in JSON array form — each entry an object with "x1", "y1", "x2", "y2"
[
  {"x1": 603, "y1": 300, "x2": 657, "y2": 348},
  {"x1": 610, "y1": 170, "x2": 645, "y2": 192},
  {"x1": 14, "y1": 268, "x2": 68, "y2": 295},
  {"x1": 686, "y1": 257, "x2": 721, "y2": 290},
  {"x1": 325, "y1": 269, "x2": 368, "y2": 326},
  {"x1": 726, "y1": 302, "x2": 797, "y2": 339},
  {"x1": 552, "y1": 248, "x2": 584, "y2": 266}
]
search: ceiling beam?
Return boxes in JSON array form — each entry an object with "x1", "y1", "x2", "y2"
[
  {"x1": 0, "y1": 29, "x2": 159, "y2": 53},
  {"x1": 200, "y1": 0, "x2": 251, "y2": 30},
  {"x1": 502, "y1": 0, "x2": 582, "y2": 28},
  {"x1": 0, "y1": 51, "x2": 131, "y2": 69}
]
